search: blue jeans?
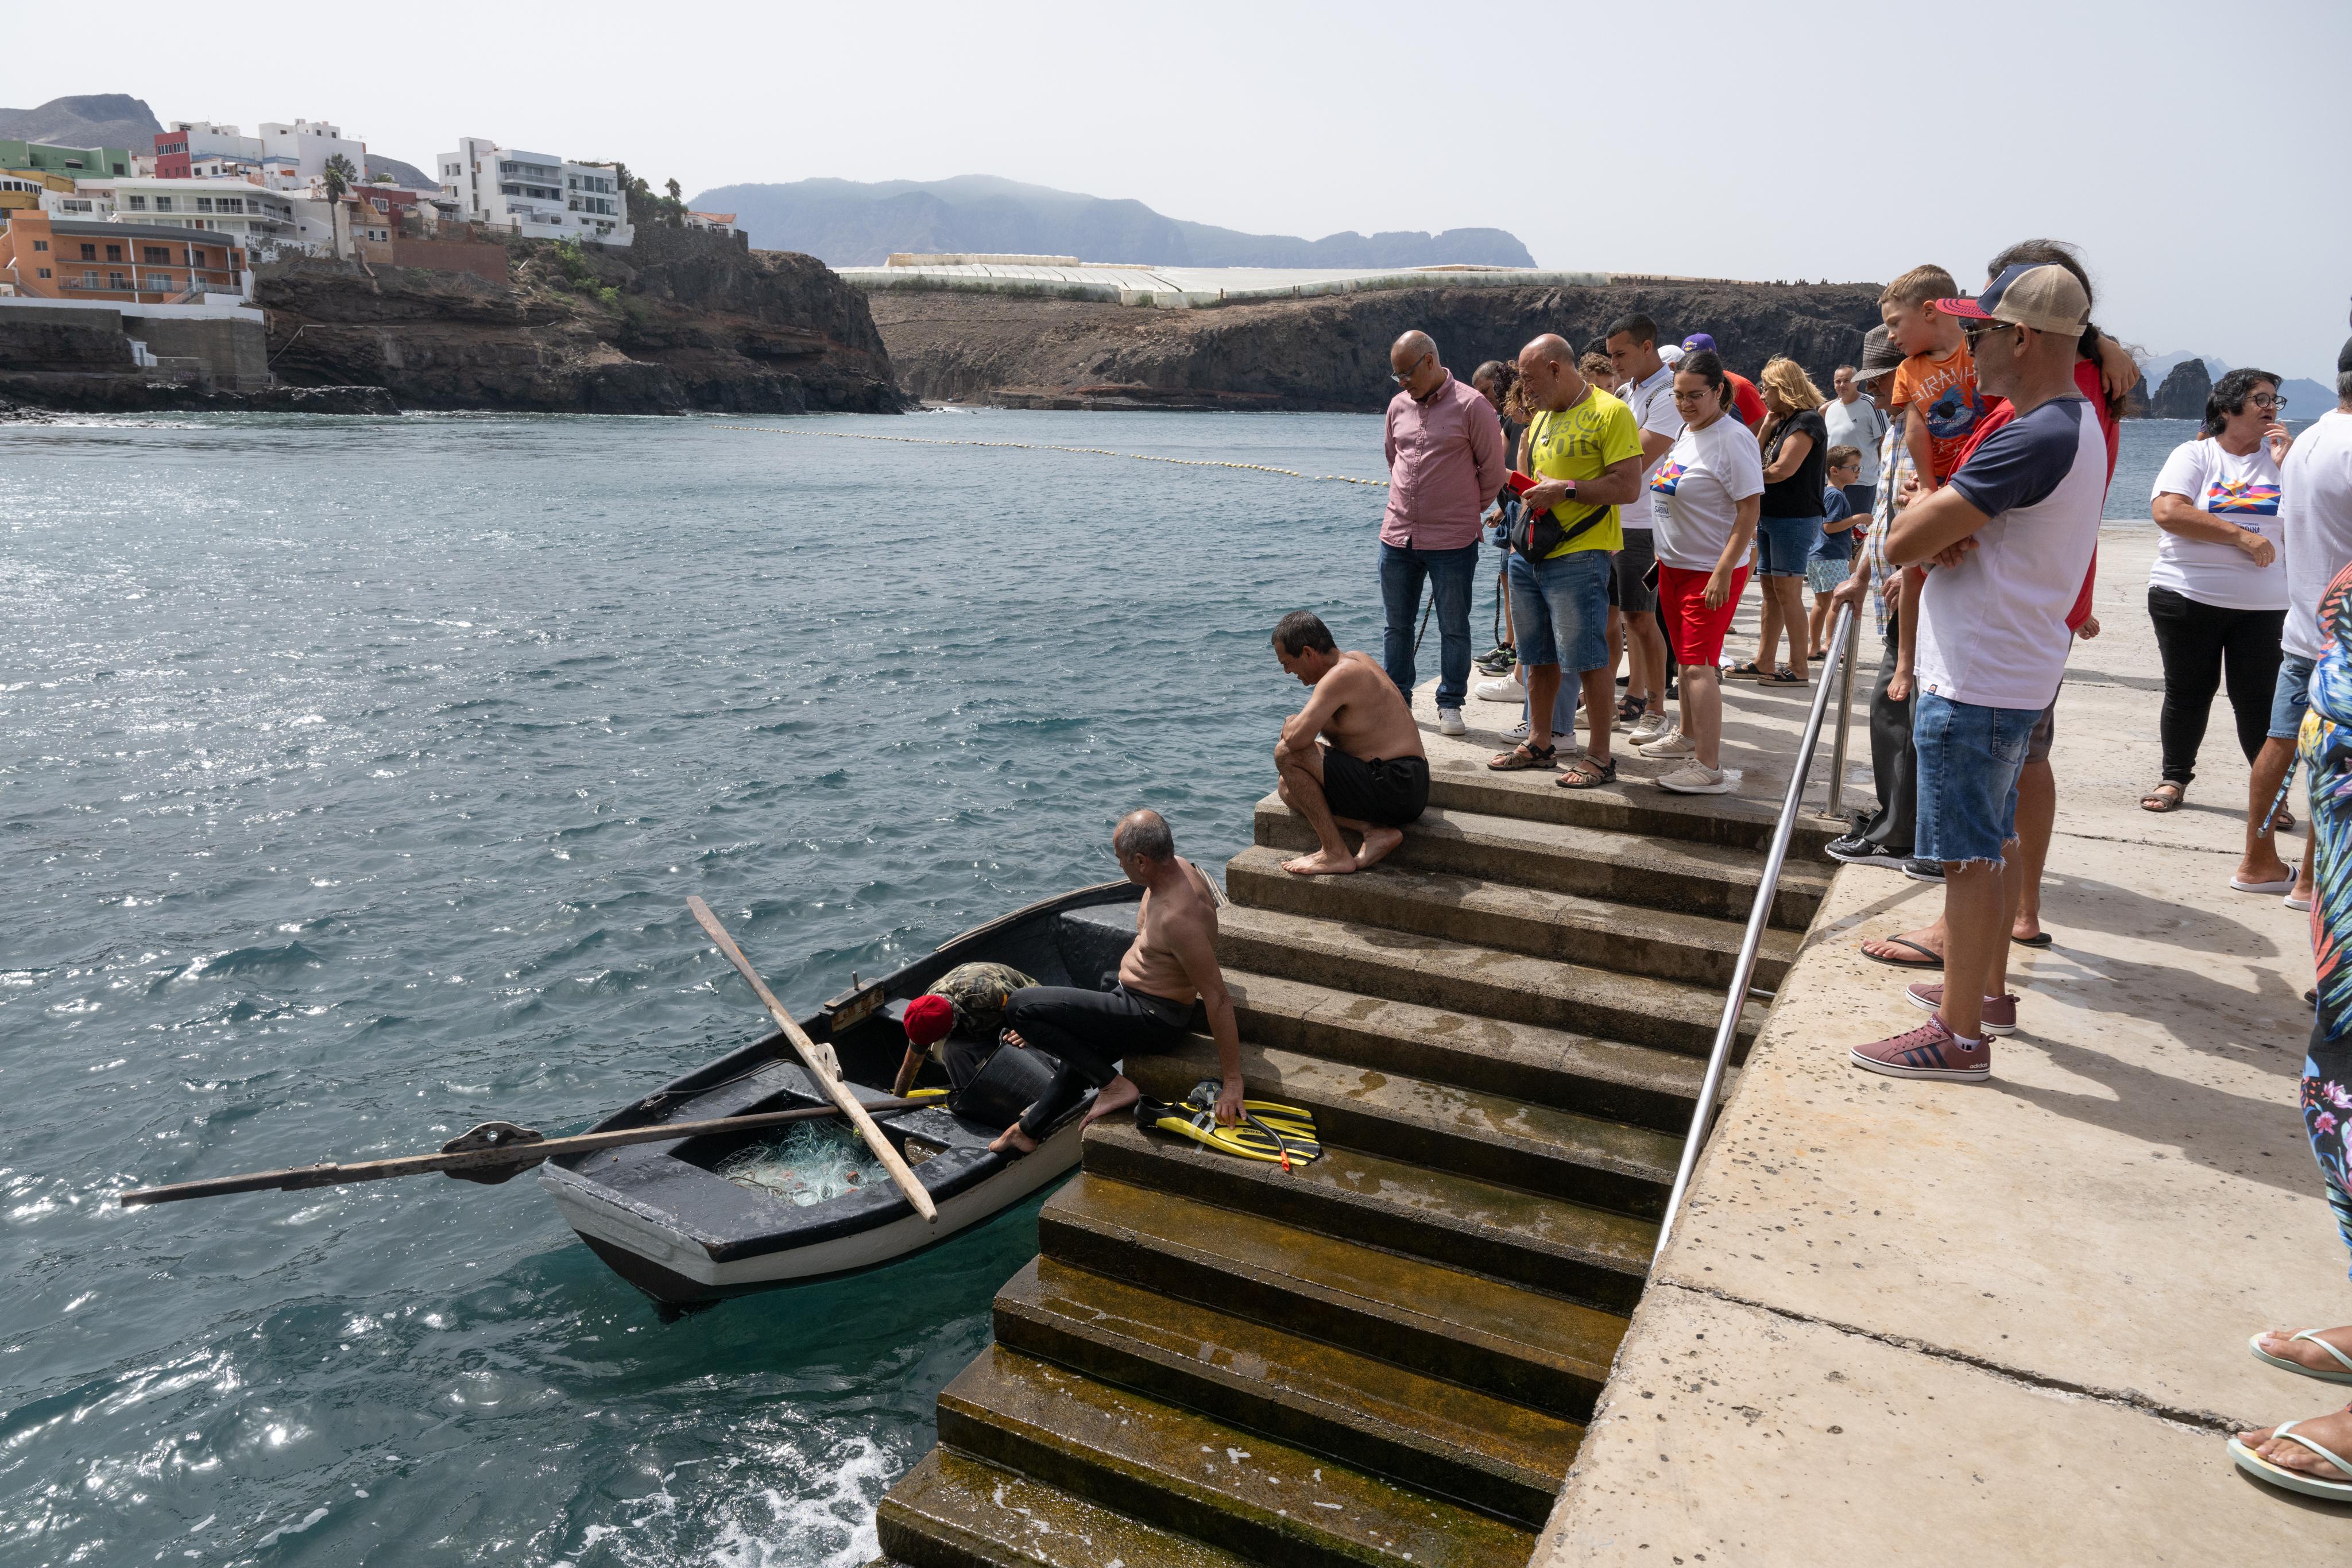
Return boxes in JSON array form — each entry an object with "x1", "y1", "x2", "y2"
[
  {"x1": 1505, "y1": 548, "x2": 1612, "y2": 673},
  {"x1": 1379, "y1": 540, "x2": 1478, "y2": 710},
  {"x1": 1913, "y1": 691, "x2": 2039, "y2": 866}
]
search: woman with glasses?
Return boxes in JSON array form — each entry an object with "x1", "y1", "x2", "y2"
[{"x1": 2139, "y1": 367, "x2": 2294, "y2": 814}]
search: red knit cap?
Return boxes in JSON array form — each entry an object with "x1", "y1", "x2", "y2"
[{"x1": 903, "y1": 993, "x2": 954, "y2": 1047}]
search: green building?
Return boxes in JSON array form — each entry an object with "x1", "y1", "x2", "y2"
[{"x1": 0, "y1": 140, "x2": 134, "y2": 178}]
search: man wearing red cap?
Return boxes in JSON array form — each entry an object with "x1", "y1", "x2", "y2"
[{"x1": 889, "y1": 961, "x2": 1036, "y2": 1099}]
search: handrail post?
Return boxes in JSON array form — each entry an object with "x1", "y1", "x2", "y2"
[
  {"x1": 1825, "y1": 611, "x2": 1861, "y2": 819},
  {"x1": 1652, "y1": 602, "x2": 1855, "y2": 1264}
]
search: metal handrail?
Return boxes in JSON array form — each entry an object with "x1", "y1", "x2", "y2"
[{"x1": 1652, "y1": 599, "x2": 1859, "y2": 1262}]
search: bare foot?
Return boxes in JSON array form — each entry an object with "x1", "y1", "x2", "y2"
[
  {"x1": 2256, "y1": 1325, "x2": 2352, "y2": 1374},
  {"x1": 1081, "y1": 1075, "x2": 1140, "y2": 1129},
  {"x1": 1353, "y1": 826, "x2": 1403, "y2": 870},
  {"x1": 988, "y1": 1122, "x2": 1039, "y2": 1157},
  {"x1": 2238, "y1": 1404, "x2": 2352, "y2": 1483},
  {"x1": 1282, "y1": 847, "x2": 1359, "y2": 876}
]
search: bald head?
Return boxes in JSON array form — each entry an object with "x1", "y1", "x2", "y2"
[
  {"x1": 1390, "y1": 330, "x2": 1442, "y2": 398},
  {"x1": 1113, "y1": 808, "x2": 1174, "y2": 865},
  {"x1": 1517, "y1": 333, "x2": 1586, "y2": 412}
]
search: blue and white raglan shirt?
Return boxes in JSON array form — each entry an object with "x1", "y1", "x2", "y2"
[{"x1": 1913, "y1": 395, "x2": 2107, "y2": 711}]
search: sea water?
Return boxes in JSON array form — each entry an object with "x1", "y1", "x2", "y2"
[{"x1": 0, "y1": 406, "x2": 2199, "y2": 1565}]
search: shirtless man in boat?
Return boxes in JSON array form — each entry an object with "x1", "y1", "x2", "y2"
[
  {"x1": 987, "y1": 809, "x2": 1243, "y2": 1157},
  {"x1": 1271, "y1": 609, "x2": 1430, "y2": 875}
]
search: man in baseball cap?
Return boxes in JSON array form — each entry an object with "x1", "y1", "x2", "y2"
[
  {"x1": 1930, "y1": 261, "x2": 2093, "y2": 339},
  {"x1": 1682, "y1": 332, "x2": 1766, "y2": 425}
]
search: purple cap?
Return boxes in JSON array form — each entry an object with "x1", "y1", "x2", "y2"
[{"x1": 1681, "y1": 332, "x2": 1716, "y2": 353}]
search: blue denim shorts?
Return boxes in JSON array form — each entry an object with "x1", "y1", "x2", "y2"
[
  {"x1": 2272, "y1": 652, "x2": 2318, "y2": 740},
  {"x1": 1507, "y1": 548, "x2": 1611, "y2": 673},
  {"x1": 1756, "y1": 514, "x2": 1823, "y2": 578},
  {"x1": 1913, "y1": 690, "x2": 2039, "y2": 866}
]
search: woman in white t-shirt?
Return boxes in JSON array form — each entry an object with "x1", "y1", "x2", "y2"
[
  {"x1": 1636, "y1": 351, "x2": 1765, "y2": 793},
  {"x1": 2141, "y1": 367, "x2": 2293, "y2": 813}
]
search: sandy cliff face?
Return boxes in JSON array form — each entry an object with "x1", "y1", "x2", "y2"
[
  {"x1": 869, "y1": 281, "x2": 1886, "y2": 411},
  {"x1": 260, "y1": 226, "x2": 905, "y2": 415}
]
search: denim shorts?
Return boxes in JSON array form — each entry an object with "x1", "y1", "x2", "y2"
[
  {"x1": 2272, "y1": 652, "x2": 2318, "y2": 740},
  {"x1": 1507, "y1": 547, "x2": 1612, "y2": 673},
  {"x1": 1913, "y1": 690, "x2": 2039, "y2": 866},
  {"x1": 1756, "y1": 514, "x2": 1823, "y2": 578}
]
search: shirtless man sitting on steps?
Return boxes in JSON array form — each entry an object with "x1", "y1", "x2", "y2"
[
  {"x1": 986, "y1": 809, "x2": 1243, "y2": 1157},
  {"x1": 1271, "y1": 610, "x2": 1430, "y2": 876}
]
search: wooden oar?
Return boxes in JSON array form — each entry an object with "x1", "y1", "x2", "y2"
[
  {"x1": 686, "y1": 896, "x2": 939, "y2": 1224},
  {"x1": 117, "y1": 1095, "x2": 934, "y2": 1207}
]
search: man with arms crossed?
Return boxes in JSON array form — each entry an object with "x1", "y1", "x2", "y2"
[
  {"x1": 1850, "y1": 263, "x2": 2107, "y2": 1081},
  {"x1": 1271, "y1": 610, "x2": 1430, "y2": 876},
  {"x1": 988, "y1": 810, "x2": 1243, "y2": 1155}
]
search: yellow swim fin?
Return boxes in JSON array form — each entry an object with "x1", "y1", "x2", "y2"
[{"x1": 1134, "y1": 1085, "x2": 1322, "y2": 1170}]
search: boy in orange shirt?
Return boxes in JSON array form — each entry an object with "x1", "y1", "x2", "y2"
[{"x1": 1881, "y1": 264, "x2": 1988, "y2": 490}]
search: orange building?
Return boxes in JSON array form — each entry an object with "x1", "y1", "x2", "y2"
[{"x1": 0, "y1": 212, "x2": 247, "y2": 303}]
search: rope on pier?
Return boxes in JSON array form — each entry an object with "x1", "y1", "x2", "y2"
[{"x1": 718, "y1": 423, "x2": 1391, "y2": 488}]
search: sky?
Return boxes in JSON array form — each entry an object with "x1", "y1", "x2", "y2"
[{"x1": 10, "y1": 0, "x2": 2348, "y2": 383}]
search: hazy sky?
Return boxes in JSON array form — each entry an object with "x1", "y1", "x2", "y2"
[{"x1": 12, "y1": 0, "x2": 2348, "y2": 383}]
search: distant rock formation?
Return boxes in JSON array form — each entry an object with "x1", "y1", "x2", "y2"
[
  {"x1": 2149, "y1": 358, "x2": 2211, "y2": 420},
  {"x1": 690, "y1": 175, "x2": 1536, "y2": 270},
  {"x1": 868, "y1": 280, "x2": 1885, "y2": 413},
  {"x1": 364, "y1": 153, "x2": 436, "y2": 190},
  {"x1": 0, "y1": 93, "x2": 160, "y2": 148}
]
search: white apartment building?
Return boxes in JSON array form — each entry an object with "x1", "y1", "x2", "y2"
[
  {"x1": 436, "y1": 137, "x2": 633, "y2": 247},
  {"x1": 169, "y1": 122, "x2": 266, "y2": 164},
  {"x1": 258, "y1": 119, "x2": 368, "y2": 181},
  {"x1": 102, "y1": 177, "x2": 301, "y2": 260}
]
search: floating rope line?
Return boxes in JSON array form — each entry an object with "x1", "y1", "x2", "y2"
[{"x1": 718, "y1": 423, "x2": 1391, "y2": 487}]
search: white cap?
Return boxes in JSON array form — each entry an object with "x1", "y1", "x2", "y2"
[{"x1": 1659, "y1": 344, "x2": 1686, "y2": 366}]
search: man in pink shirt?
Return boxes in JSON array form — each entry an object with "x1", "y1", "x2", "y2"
[{"x1": 1383, "y1": 330, "x2": 1507, "y2": 736}]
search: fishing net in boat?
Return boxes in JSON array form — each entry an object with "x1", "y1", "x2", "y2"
[{"x1": 713, "y1": 1121, "x2": 887, "y2": 1206}]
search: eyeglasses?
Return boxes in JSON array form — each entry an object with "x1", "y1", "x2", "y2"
[
  {"x1": 1962, "y1": 319, "x2": 2020, "y2": 347},
  {"x1": 1391, "y1": 351, "x2": 1432, "y2": 385},
  {"x1": 1670, "y1": 388, "x2": 1712, "y2": 403},
  {"x1": 2250, "y1": 392, "x2": 2288, "y2": 411}
]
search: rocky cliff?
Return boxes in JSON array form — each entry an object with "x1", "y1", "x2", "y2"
[
  {"x1": 2148, "y1": 358, "x2": 2212, "y2": 420},
  {"x1": 259, "y1": 226, "x2": 905, "y2": 415},
  {"x1": 868, "y1": 280, "x2": 1885, "y2": 412}
]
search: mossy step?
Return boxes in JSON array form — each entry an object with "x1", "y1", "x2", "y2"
[
  {"x1": 1040, "y1": 1174, "x2": 1624, "y2": 1413},
  {"x1": 877, "y1": 1447, "x2": 1255, "y2": 1568},
  {"x1": 1224, "y1": 967, "x2": 1712, "y2": 1133},
  {"x1": 1419, "y1": 756, "x2": 1840, "y2": 855},
  {"x1": 1254, "y1": 796, "x2": 1828, "y2": 931},
  {"x1": 1225, "y1": 845, "x2": 1802, "y2": 992},
  {"x1": 936, "y1": 1346, "x2": 1537, "y2": 1568},
  {"x1": 1080, "y1": 1118, "x2": 1655, "y2": 1313},
  {"x1": 997, "y1": 1256, "x2": 1577, "y2": 1527},
  {"x1": 1213, "y1": 903, "x2": 1764, "y2": 1061},
  {"x1": 1128, "y1": 1036, "x2": 1676, "y2": 1217}
]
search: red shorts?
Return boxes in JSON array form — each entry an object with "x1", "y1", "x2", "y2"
[{"x1": 1658, "y1": 563, "x2": 1749, "y2": 666}]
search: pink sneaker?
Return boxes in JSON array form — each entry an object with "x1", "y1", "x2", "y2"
[
  {"x1": 1903, "y1": 982, "x2": 2018, "y2": 1035},
  {"x1": 1850, "y1": 1015, "x2": 1991, "y2": 1081}
]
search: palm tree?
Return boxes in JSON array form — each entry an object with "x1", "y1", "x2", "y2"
[{"x1": 321, "y1": 153, "x2": 357, "y2": 202}]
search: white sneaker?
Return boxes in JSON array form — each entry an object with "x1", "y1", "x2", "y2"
[
  {"x1": 1656, "y1": 761, "x2": 1734, "y2": 793},
  {"x1": 1639, "y1": 730, "x2": 1696, "y2": 758},
  {"x1": 1438, "y1": 707, "x2": 1467, "y2": 737},
  {"x1": 1504, "y1": 718, "x2": 1529, "y2": 742},
  {"x1": 1628, "y1": 711, "x2": 1671, "y2": 745},
  {"x1": 1473, "y1": 675, "x2": 1523, "y2": 703}
]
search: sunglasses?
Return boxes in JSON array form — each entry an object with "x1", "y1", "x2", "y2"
[{"x1": 1961, "y1": 319, "x2": 2020, "y2": 347}]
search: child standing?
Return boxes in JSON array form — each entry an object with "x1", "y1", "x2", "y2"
[
  {"x1": 1881, "y1": 264, "x2": 1987, "y2": 491},
  {"x1": 1806, "y1": 445, "x2": 1863, "y2": 659}
]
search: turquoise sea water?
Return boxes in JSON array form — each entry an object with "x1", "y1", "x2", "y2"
[{"x1": 0, "y1": 408, "x2": 2221, "y2": 1565}]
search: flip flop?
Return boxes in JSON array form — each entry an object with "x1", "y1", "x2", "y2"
[
  {"x1": 1862, "y1": 935, "x2": 1943, "y2": 971},
  {"x1": 2011, "y1": 932, "x2": 2054, "y2": 948},
  {"x1": 2232, "y1": 876, "x2": 2296, "y2": 895},
  {"x1": 2250, "y1": 1330, "x2": 2352, "y2": 1385},
  {"x1": 2229, "y1": 1420, "x2": 2352, "y2": 1501}
]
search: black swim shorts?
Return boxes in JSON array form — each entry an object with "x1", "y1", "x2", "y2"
[{"x1": 1320, "y1": 749, "x2": 1430, "y2": 827}]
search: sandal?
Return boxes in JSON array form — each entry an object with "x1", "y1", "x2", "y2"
[
  {"x1": 2276, "y1": 806, "x2": 2297, "y2": 833},
  {"x1": 1724, "y1": 661, "x2": 1766, "y2": 680},
  {"x1": 1763, "y1": 668, "x2": 1807, "y2": 686},
  {"x1": 1614, "y1": 695, "x2": 1649, "y2": 729},
  {"x1": 1556, "y1": 757, "x2": 1618, "y2": 790},
  {"x1": 1806, "y1": 647, "x2": 1829, "y2": 661},
  {"x1": 2140, "y1": 781, "x2": 2185, "y2": 812},
  {"x1": 1862, "y1": 935, "x2": 1944, "y2": 971},
  {"x1": 1487, "y1": 741, "x2": 1557, "y2": 772}
]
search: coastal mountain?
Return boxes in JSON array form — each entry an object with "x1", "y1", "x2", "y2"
[
  {"x1": 0, "y1": 94, "x2": 161, "y2": 149},
  {"x1": 2139, "y1": 350, "x2": 2333, "y2": 420},
  {"x1": 687, "y1": 174, "x2": 1535, "y2": 270},
  {"x1": 364, "y1": 153, "x2": 435, "y2": 190}
]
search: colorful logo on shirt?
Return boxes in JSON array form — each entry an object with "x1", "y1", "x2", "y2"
[
  {"x1": 2208, "y1": 479, "x2": 2282, "y2": 515},
  {"x1": 1924, "y1": 386, "x2": 1986, "y2": 441},
  {"x1": 1649, "y1": 460, "x2": 1686, "y2": 496}
]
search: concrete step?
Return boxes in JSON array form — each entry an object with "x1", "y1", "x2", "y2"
[
  {"x1": 1039, "y1": 1175, "x2": 1624, "y2": 1415},
  {"x1": 1128, "y1": 1035, "x2": 1675, "y2": 1218},
  {"x1": 997, "y1": 1257, "x2": 1576, "y2": 1528},
  {"x1": 1254, "y1": 795, "x2": 1828, "y2": 931},
  {"x1": 1225, "y1": 845, "x2": 1803, "y2": 993},
  {"x1": 1225, "y1": 968, "x2": 1712, "y2": 1135},
  {"x1": 877, "y1": 1447, "x2": 1256, "y2": 1568},
  {"x1": 1422, "y1": 756, "x2": 1843, "y2": 856},
  {"x1": 935, "y1": 1346, "x2": 1537, "y2": 1568},
  {"x1": 1080, "y1": 1118, "x2": 1654, "y2": 1313},
  {"x1": 1214, "y1": 903, "x2": 1765, "y2": 1062}
]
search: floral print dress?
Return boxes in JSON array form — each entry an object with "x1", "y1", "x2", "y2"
[{"x1": 2297, "y1": 561, "x2": 2352, "y2": 1269}]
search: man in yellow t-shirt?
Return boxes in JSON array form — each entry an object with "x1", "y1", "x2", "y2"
[{"x1": 1490, "y1": 333, "x2": 1646, "y2": 789}]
